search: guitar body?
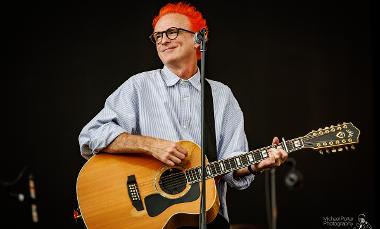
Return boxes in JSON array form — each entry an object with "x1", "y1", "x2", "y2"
[{"x1": 76, "y1": 141, "x2": 220, "y2": 229}]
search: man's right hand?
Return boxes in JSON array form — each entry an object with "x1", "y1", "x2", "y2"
[{"x1": 150, "y1": 139, "x2": 188, "y2": 166}]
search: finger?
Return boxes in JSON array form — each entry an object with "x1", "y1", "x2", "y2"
[
  {"x1": 172, "y1": 149, "x2": 186, "y2": 159},
  {"x1": 165, "y1": 159, "x2": 175, "y2": 166},
  {"x1": 259, "y1": 155, "x2": 275, "y2": 169},
  {"x1": 277, "y1": 149, "x2": 288, "y2": 162},
  {"x1": 272, "y1": 136, "x2": 280, "y2": 145},
  {"x1": 175, "y1": 145, "x2": 188, "y2": 156},
  {"x1": 267, "y1": 151, "x2": 281, "y2": 167},
  {"x1": 281, "y1": 152, "x2": 288, "y2": 162},
  {"x1": 271, "y1": 150, "x2": 281, "y2": 161},
  {"x1": 168, "y1": 155, "x2": 182, "y2": 165},
  {"x1": 275, "y1": 158, "x2": 282, "y2": 166}
]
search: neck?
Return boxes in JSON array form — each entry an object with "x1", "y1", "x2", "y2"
[{"x1": 166, "y1": 59, "x2": 198, "y2": 80}]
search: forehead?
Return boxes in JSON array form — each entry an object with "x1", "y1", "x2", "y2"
[{"x1": 154, "y1": 13, "x2": 191, "y2": 32}]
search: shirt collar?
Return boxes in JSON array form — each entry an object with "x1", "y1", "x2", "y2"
[{"x1": 161, "y1": 65, "x2": 201, "y2": 91}]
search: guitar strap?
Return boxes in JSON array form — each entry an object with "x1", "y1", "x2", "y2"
[{"x1": 204, "y1": 80, "x2": 217, "y2": 162}]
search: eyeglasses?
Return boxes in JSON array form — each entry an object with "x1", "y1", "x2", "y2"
[{"x1": 149, "y1": 27, "x2": 195, "y2": 44}]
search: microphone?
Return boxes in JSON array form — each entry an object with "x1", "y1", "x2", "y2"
[
  {"x1": 284, "y1": 158, "x2": 303, "y2": 189},
  {"x1": 194, "y1": 28, "x2": 207, "y2": 44},
  {"x1": 28, "y1": 173, "x2": 39, "y2": 223}
]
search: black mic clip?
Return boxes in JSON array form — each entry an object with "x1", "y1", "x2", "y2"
[
  {"x1": 194, "y1": 28, "x2": 207, "y2": 44},
  {"x1": 284, "y1": 157, "x2": 303, "y2": 189}
]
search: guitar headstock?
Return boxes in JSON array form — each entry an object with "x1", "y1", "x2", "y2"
[{"x1": 302, "y1": 122, "x2": 360, "y2": 154}]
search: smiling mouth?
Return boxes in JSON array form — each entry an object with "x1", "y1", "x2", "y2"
[{"x1": 163, "y1": 47, "x2": 176, "y2": 52}]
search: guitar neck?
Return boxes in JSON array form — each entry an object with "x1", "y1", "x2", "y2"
[{"x1": 185, "y1": 137, "x2": 307, "y2": 184}]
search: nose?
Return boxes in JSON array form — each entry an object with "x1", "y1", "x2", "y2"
[{"x1": 160, "y1": 32, "x2": 171, "y2": 44}]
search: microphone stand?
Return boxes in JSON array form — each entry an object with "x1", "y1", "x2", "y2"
[
  {"x1": 198, "y1": 28, "x2": 207, "y2": 229},
  {"x1": 270, "y1": 168, "x2": 277, "y2": 229}
]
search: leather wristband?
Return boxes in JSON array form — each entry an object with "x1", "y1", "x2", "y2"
[{"x1": 248, "y1": 165, "x2": 262, "y2": 175}]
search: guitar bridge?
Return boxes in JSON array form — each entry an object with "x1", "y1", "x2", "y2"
[{"x1": 127, "y1": 175, "x2": 144, "y2": 211}]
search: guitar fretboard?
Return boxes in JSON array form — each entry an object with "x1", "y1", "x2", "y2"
[{"x1": 185, "y1": 137, "x2": 305, "y2": 184}]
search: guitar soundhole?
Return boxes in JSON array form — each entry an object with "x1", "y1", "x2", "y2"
[{"x1": 159, "y1": 168, "x2": 187, "y2": 195}]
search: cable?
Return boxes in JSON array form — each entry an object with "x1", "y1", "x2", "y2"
[{"x1": 0, "y1": 166, "x2": 29, "y2": 188}]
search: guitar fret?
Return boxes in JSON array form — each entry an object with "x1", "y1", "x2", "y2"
[
  {"x1": 209, "y1": 164, "x2": 216, "y2": 176},
  {"x1": 192, "y1": 169, "x2": 197, "y2": 182},
  {"x1": 229, "y1": 158, "x2": 237, "y2": 169},
  {"x1": 192, "y1": 169, "x2": 198, "y2": 180},
  {"x1": 261, "y1": 150, "x2": 268, "y2": 158},
  {"x1": 254, "y1": 151, "x2": 262, "y2": 161},
  {"x1": 235, "y1": 157, "x2": 241, "y2": 166},
  {"x1": 206, "y1": 167, "x2": 211, "y2": 177},
  {"x1": 219, "y1": 162, "x2": 225, "y2": 172},
  {"x1": 248, "y1": 153, "x2": 254, "y2": 163},
  {"x1": 213, "y1": 163, "x2": 219, "y2": 174},
  {"x1": 241, "y1": 154, "x2": 249, "y2": 166},
  {"x1": 224, "y1": 160, "x2": 231, "y2": 171},
  {"x1": 190, "y1": 169, "x2": 196, "y2": 182},
  {"x1": 185, "y1": 170, "x2": 190, "y2": 182},
  {"x1": 186, "y1": 169, "x2": 192, "y2": 182},
  {"x1": 285, "y1": 141, "x2": 292, "y2": 152},
  {"x1": 214, "y1": 163, "x2": 221, "y2": 174},
  {"x1": 186, "y1": 170, "x2": 191, "y2": 182},
  {"x1": 288, "y1": 141, "x2": 295, "y2": 152}
]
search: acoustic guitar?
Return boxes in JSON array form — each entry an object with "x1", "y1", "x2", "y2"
[{"x1": 76, "y1": 122, "x2": 360, "y2": 229}]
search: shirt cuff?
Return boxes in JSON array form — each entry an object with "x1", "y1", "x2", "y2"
[
  {"x1": 223, "y1": 171, "x2": 254, "y2": 190},
  {"x1": 88, "y1": 123, "x2": 127, "y2": 155}
]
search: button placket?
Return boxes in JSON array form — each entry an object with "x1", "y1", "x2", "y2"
[{"x1": 179, "y1": 80, "x2": 191, "y2": 129}]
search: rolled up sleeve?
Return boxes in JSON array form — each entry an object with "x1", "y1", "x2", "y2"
[{"x1": 78, "y1": 78, "x2": 139, "y2": 159}]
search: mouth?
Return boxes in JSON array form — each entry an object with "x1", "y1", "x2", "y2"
[{"x1": 162, "y1": 46, "x2": 176, "y2": 52}]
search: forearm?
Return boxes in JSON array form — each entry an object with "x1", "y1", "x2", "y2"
[
  {"x1": 101, "y1": 132, "x2": 166, "y2": 155},
  {"x1": 101, "y1": 133, "x2": 188, "y2": 166}
]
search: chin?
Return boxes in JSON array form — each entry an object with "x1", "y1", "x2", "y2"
[{"x1": 160, "y1": 55, "x2": 178, "y2": 66}]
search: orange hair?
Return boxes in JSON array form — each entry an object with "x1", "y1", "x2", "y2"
[{"x1": 152, "y1": 2, "x2": 208, "y2": 60}]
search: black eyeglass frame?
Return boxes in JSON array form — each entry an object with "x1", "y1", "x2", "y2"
[{"x1": 149, "y1": 27, "x2": 195, "y2": 44}]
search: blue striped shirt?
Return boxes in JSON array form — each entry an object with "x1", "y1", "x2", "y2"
[{"x1": 78, "y1": 65, "x2": 254, "y2": 221}]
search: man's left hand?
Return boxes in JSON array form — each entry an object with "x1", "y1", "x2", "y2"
[{"x1": 252, "y1": 136, "x2": 288, "y2": 172}]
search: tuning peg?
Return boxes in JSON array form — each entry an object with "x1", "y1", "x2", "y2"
[
  {"x1": 331, "y1": 148, "x2": 337, "y2": 153},
  {"x1": 338, "y1": 148, "x2": 343, "y2": 152},
  {"x1": 351, "y1": 145, "x2": 356, "y2": 150},
  {"x1": 345, "y1": 146, "x2": 349, "y2": 151},
  {"x1": 324, "y1": 126, "x2": 329, "y2": 129},
  {"x1": 319, "y1": 150, "x2": 324, "y2": 155},
  {"x1": 318, "y1": 128, "x2": 322, "y2": 131},
  {"x1": 325, "y1": 149, "x2": 330, "y2": 153}
]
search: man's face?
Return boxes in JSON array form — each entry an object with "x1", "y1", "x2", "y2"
[{"x1": 153, "y1": 13, "x2": 198, "y2": 66}]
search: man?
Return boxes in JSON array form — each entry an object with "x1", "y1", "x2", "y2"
[{"x1": 78, "y1": 2, "x2": 288, "y2": 228}]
